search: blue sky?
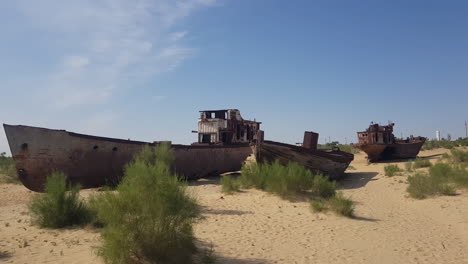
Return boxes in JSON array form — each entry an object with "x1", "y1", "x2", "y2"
[{"x1": 1, "y1": 0, "x2": 467, "y2": 154}]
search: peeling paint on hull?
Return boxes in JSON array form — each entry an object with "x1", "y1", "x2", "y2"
[{"x1": 4, "y1": 124, "x2": 253, "y2": 192}]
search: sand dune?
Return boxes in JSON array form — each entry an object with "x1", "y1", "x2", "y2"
[{"x1": 1, "y1": 149, "x2": 467, "y2": 263}]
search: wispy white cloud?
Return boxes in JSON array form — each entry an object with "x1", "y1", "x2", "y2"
[{"x1": 11, "y1": 0, "x2": 217, "y2": 108}]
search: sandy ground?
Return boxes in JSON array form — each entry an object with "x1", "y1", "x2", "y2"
[{"x1": 1, "y1": 148, "x2": 468, "y2": 264}]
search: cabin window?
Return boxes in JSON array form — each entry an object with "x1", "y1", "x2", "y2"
[{"x1": 215, "y1": 111, "x2": 225, "y2": 119}]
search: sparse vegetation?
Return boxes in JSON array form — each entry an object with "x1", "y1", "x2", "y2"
[
  {"x1": 199, "y1": 244, "x2": 217, "y2": 264},
  {"x1": 318, "y1": 141, "x2": 360, "y2": 154},
  {"x1": 384, "y1": 164, "x2": 401, "y2": 176},
  {"x1": 328, "y1": 192, "x2": 355, "y2": 217},
  {"x1": 0, "y1": 152, "x2": 18, "y2": 184},
  {"x1": 28, "y1": 172, "x2": 92, "y2": 228},
  {"x1": 405, "y1": 162, "x2": 413, "y2": 172},
  {"x1": 311, "y1": 175, "x2": 336, "y2": 199},
  {"x1": 449, "y1": 149, "x2": 468, "y2": 163},
  {"x1": 422, "y1": 138, "x2": 468, "y2": 150},
  {"x1": 310, "y1": 200, "x2": 327, "y2": 212},
  {"x1": 239, "y1": 161, "x2": 326, "y2": 199},
  {"x1": 407, "y1": 152, "x2": 468, "y2": 199},
  {"x1": 91, "y1": 144, "x2": 200, "y2": 264},
  {"x1": 237, "y1": 161, "x2": 354, "y2": 217},
  {"x1": 220, "y1": 175, "x2": 240, "y2": 194},
  {"x1": 412, "y1": 158, "x2": 432, "y2": 169}
]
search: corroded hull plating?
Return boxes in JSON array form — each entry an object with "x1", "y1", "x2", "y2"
[
  {"x1": 255, "y1": 140, "x2": 354, "y2": 179},
  {"x1": 356, "y1": 144, "x2": 387, "y2": 162},
  {"x1": 383, "y1": 140, "x2": 426, "y2": 160},
  {"x1": 357, "y1": 139, "x2": 426, "y2": 162},
  {"x1": 4, "y1": 124, "x2": 253, "y2": 192}
]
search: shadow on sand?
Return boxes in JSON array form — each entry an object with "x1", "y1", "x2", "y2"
[
  {"x1": 338, "y1": 172, "x2": 379, "y2": 189},
  {"x1": 350, "y1": 215, "x2": 380, "y2": 222},
  {"x1": 371, "y1": 153, "x2": 443, "y2": 164},
  {"x1": 196, "y1": 240, "x2": 271, "y2": 264},
  {"x1": 0, "y1": 251, "x2": 12, "y2": 261},
  {"x1": 201, "y1": 206, "x2": 253, "y2": 216}
]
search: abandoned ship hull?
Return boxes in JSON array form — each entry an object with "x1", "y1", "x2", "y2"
[
  {"x1": 382, "y1": 140, "x2": 426, "y2": 160},
  {"x1": 358, "y1": 141, "x2": 426, "y2": 162},
  {"x1": 355, "y1": 144, "x2": 387, "y2": 162},
  {"x1": 255, "y1": 141, "x2": 354, "y2": 179},
  {"x1": 3, "y1": 124, "x2": 253, "y2": 192}
]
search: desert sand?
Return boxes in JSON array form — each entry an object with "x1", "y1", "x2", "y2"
[{"x1": 1, "y1": 148, "x2": 468, "y2": 264}]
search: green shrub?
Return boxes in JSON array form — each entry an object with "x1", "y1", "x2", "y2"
[
  {"x1": 238, "y1": 162, "x2": 266, "y2": 189},
  {"x1": 310, "y1": 200, "x2": 327, "y2": 212},
  {"x1": 28, "y1": 172, "x2": 91, "y2": 228},
  {"x1": 311, "y1": 175, "x2": 336, "y2": 199},
  {"x1": 413, "y1": 158, "x2": 432, "y2": 169},
  {"x1": 405, "y1": 162, "x2": 413, "y2": 172},
  {"x1": 239, "y1": 161, "x2": 316, "y2": 199},
  {"x1": 199, "y1": 244, "x2": 217, "y2": 264},
  {"x1": 422, "y1": 140, "x2": 457, "y2": 150},
  {"x1": 450, "y1": 149, "x2": 468, "y2": 163},
  {"x1": 91, "y1": 144, "x2": 200, "y2": 264},
  {"x1": 407, "y1": 173, "x2": 439, "y2": 199},
  {"x1": 384, "y1": 164, "x2": 401, "y2": 176},
  {"x1": 239, "y1": 161, "x2": 355, "y2": 217},
  {"x1": 0, "y1": 153, "x2": 18, "y2": 184},
  {"x1": 428, "y1": 163, "x2": 453, "y2": 180},
  {"x1": 328, "y1": 192, "x2": 354, "y2": 217},
  {"x1": 220, "y1": 176, "x2": 240, "y2": 194}
]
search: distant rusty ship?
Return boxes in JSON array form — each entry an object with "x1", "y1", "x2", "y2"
[
  {"x1": 4, "y1": 109, "x2": 353, "y2": 192},
  {"x1": 355, "y1": 122, "x2": 426, "y2": 162}
]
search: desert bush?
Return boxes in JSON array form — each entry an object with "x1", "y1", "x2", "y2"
[
  {"x1": 91, "y1": 144, "x2": 200, "y2": 264},
  {"x1": 407, "y1": 173, "x2": 439, "y2": 199},
  {"x1": 405, "y1": 162, "x2": 413, "y2": 172},
  {"x1": 450, "y1": 149, "x2": 468, "y2": 163},
  {"x1": 328, "y1": 192, "x2": 354, "y2": 217},
  {"x1": 406, "y1": 162, "x2": 467, "y2": 199},
  {"x1": 240, "y1": 161, "x2": 355, "y2": 217},
  {"x1": 238, "y1": 161, "x2": 337, "y2": 200},
  {"x1": 423, "y1": 139, "x2": 457, "y2": 150},
  {"x1": 28, "y1": 172, "x2": 91, "y2": 228},
  {"x1": 199, "y1": 244, "x2": 217, "y2": 264},
  {"x1": 238, "y1": 161, "x2": 314, "y2": 199},
  {"x1": 384, "y1": 164, "x2": 401, "y2": 176},
  {"x1": 220, "y1": 175, "x2": 240, "y2": 194},
  {"x1": 311, "y1": 175, "x2": 336, "y2": 199},
  {"x1": 310, "y1": 200, "x2": 327, "y2": 212},
  {"x1": 0, "y1": 153, "x2": 18, "y2": 184},
  {"x1": 412, "y1": 158, "x2": 432, "y2": 169}
]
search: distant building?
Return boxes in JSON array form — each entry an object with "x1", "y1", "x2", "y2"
[{"x1": 436, "y1": 130, "x2": 441, "y2": 141}]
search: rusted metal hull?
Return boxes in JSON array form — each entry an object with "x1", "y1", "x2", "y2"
[
  {"x1": 383, "y1": 140, "x2": 426, "y2": 160},
  {"x1": 3, "y1": 124, "x2": 253, "y2": 192},
  {"x1": 255, "y1": 140, "x2": 354, "y2": 180},
  {"x1": 355, "y1": 144, "x2": 387, "y2": 162},
  {"x1": 357, "y1": 139, "x2": 426, "y2": 162}
]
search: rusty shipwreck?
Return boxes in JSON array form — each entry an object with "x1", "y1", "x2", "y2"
[
  {"x1": 356, "y1": 122, "x2": 426, "y2": 162},
  {"x1": 255, "y1": 132, "x2": 354, "y2": 178},
  {"x1": 4, "y1": 109, "x2": 353, "y2": 192}
]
